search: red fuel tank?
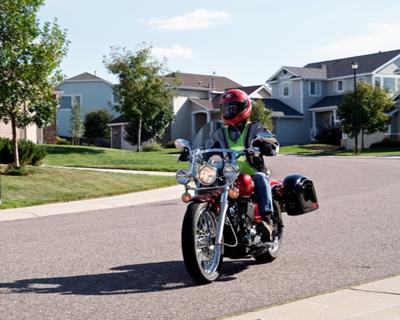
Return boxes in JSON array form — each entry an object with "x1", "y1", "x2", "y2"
[{"x1": 235, "y1": 173, "x2": 254, "y2": 197}]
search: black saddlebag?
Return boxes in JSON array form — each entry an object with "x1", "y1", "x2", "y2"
[{"x1": 283, "y1": 175, "x2": 319, "y2": 216}]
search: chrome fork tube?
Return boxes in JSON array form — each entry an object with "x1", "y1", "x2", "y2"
[{"x1": 215, "y1": 184, "x2": 229, "y2": 245}]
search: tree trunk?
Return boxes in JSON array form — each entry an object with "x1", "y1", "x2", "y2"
[
  {"x1": 361, "y1": 129, "x2": 365, "y2": 151},
  {"x1": 137, "y1": 116, "x2": 142, "y2": 152},
  {"x1": 11, "y1": 116, "x2": 20, "y2": 168},
  {"x1": 354, "y1": 131, "x2": 359, "y2": 155}
]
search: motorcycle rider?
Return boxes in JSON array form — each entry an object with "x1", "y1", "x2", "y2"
[{"x1": 207, "y1": 88, "x2": 279, "y2": 241}]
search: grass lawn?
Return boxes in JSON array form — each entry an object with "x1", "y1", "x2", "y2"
[
  {"x1": 279, "y1": 144, "x2": 400, "y2": 156},
  {"x1": 43, "y1": 145, "x2": 184, "y2": 172},
  {"x1": 0, "y1": 166, "x2": 176, "y2": 209}
]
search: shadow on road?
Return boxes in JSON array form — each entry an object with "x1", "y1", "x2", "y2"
[{"x1": 0, "y1": 260, "x2": 255, "y2": 295}]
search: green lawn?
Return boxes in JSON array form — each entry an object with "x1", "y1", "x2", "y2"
[
  {"x1": 43, "y1": 145, "x2": 184, "y2": 172},
  {"x1": 279, "y1": 144, "x2": 400, "y2": 156},
  {"x1": 0, "y1": 166, "x2": 176, "y2": 209}
]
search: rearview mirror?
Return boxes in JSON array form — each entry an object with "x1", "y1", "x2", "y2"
[{"x1": 175, "y1": 139, "x2": 191, "y2": 150}]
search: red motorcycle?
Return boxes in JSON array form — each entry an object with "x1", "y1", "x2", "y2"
[{"x1": 175, "y1": 124, "x2": 319, "y2": 284}]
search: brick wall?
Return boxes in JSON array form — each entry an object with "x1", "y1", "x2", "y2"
[{"x1": 43, "y1": 122, "x2": 57, "y2": 144}]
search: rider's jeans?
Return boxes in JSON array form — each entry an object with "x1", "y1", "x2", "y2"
[{"x1": 252, "y1": 172, "x2": 273, "y2": 216}]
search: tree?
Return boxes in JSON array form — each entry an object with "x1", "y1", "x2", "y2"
[
  {"x1": 70, "y1": 97, "x2": 84, "y2": 145},
  {"x1": 338, "y1": 82, "x2": 393, "y2": 154},
  {"x1": 251, "y1": 99, "x2": 273, "y2": 130},
  {"x1": 84, "y1": 109, "x2": 112, "y2": 144},
  {"x1": 0, "y1": 0, "x2": 68, "y2": 167},
  {"x1": 104, "y1": 45, "x2": 179, "y2": 151}
]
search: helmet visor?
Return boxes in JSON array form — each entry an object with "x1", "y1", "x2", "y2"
[{"x1": 221, "y1": 100, "x2": 248, "y2": 119}]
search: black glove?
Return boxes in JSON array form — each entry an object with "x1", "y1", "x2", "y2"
[{"x1": 178, "y1": 147, "x2": 190, "y2": 162}]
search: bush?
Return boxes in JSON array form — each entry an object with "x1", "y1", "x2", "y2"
[
  {"x1": 84, "y1": 109, "x2": 112, "y2": 144},
  {"x1": 0, "y1": 138, "x2": 47, "y2": 166},
  {"x1": 142, "y1": 143, "x2": 162, "y2": 152},
  {"x1": 370, "y1": 137, "x2": 400, "y2": 148},
  {"x1": 315, "y1": 127, "x2": 342, "y2": 145},
  {"x1": 4, "y1": 166, "x2": 34, "y2": 176},
  {"x1": 163, "y1": 140, "x2": 177, "y2": 149},
  {"x1": 56, "y1": 136, "x2": 71, "y2": 145}
]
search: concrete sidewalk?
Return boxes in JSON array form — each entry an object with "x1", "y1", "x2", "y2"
[
  {"x1": 46, "y1": 165, "x2": 176, "y2": 176},
  {"x1": 225, "y1": 275, "x2": 400, "y2": 320},
  {"x1": 0, "y1": 185, "x2": 182, "y2": 222}
]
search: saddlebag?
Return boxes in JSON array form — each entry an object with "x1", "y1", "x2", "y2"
[{"x1": 283, "y1": 175, "x2": 319, "y2": 216}]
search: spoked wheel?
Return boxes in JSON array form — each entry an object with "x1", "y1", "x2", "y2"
[
  {"x1": 181, "y1": 202, "x2": 223, "y2": 284},
  {"x1": 255, "y1": 202, "x2": 284, "y2": 263}
]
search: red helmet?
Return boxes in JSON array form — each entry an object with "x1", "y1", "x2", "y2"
[{"x1": 219, "y1": 89, "x2": 252, "y2": 126}]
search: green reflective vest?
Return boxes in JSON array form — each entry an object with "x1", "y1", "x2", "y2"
[{"x1": 223, "y1": 122, "x2": 256, "y2": 175}]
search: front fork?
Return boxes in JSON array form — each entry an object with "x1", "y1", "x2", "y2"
[{"x1": 215, "y1": 185, "x2": 230, "y2": 246}]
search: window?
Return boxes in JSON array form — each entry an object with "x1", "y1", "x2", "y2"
[
  {"x1": 59, "y1": 95, "x2": 81, "y2": 109},
  {"x1": 281, "y1": 81, "x2": 291, "y2": 97},
  {"x1": 309, "y1": 81, "x2": 321, "y2": 96},
  {"x1": 383, "y1": 77, "x2": 396, "y2": 94},
  {"x1": 336, "y1": 80, "x2": 345, "y2": 92},
  {"x1": 357, "y1": 77, "x2": 367, "y2": 83}
]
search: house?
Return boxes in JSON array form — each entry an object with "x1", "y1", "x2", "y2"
[
  {"x1": 56, "y1": 72, "x2": 118, "y2": 139},
  {"x1": 109, "y1": 72, "x2": 270, "y2": 149},
  {"x1": 265, "y1": 49, "x2": 400, "y2": 147},
  {"x1": 0, "y1": 91, "x2": 62, "y2": 144}
]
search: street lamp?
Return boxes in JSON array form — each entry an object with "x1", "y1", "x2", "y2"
[{"x1": 351, "y1": 61, "x2": 359, "y2": 153}]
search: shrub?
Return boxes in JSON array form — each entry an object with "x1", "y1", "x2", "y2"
[
  {"x1": 315, "y1": 127, "x2": 342, "y2": 145},
  {"x1": 370, "y1": 137, "x2": 400, "y2": 148},
  {"x1": 4, "y1": 166, "x2": 34, "y2": 176},
  {"x1": 142, "y1": 143, "x2": 162, "y2": 152},
  {"x1": 84, "y1": 109, "x2": 112, "y2": 143},
  {"x1": 0, "y1": 138, "x2": 47, "y2": 166},
  {"x1": 56, "y1": 136, "x2": 71, "y2": 145},
  {"x1": 163, "y1": 140, "x2": 177, "y2": 149}
]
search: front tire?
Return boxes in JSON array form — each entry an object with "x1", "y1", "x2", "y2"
[{"x1": 181, "y1": 202, "x2": 223, "y2": 284}]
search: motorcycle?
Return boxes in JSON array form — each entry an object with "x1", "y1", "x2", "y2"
[{"x1": 175, "y1": 121, "x2": 319, "y2": 284}]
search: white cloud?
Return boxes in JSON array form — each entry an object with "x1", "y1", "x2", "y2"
[
  {"x1": 146, "y1": 9, "x2": 231, "y2": 30},
  {"x1": 313, "y1": 22, "x2": 400, "y2": 59},
  {"x1": 152, "y1": 45, "x2": 194, "y2": 59}
]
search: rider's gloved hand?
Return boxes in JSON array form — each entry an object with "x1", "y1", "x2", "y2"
[{"x1": 178, "y1": 147, "x2": 190, "y2": 162}]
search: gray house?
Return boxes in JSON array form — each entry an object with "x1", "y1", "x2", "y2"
[
  {"x1": 264, "y1": 49, "x2": 400, "y2": 147},
  {"x1": 56, "y1": 72, "x2": 118, "y2": 138}
]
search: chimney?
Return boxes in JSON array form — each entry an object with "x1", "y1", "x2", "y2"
[
  {"x1": 94, "y1": 70, "x2": 97, "y2": 76},
  {"x1": 211, "y1": 71, "x2": 216, "y2": 90}
]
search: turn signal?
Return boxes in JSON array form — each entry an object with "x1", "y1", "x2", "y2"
[
  {"x1": 228, "y1": 187, "x2": 240, "y2": 199},
  {"x1": 181, "y1": 192, "x2": 192, "y2": 203}
]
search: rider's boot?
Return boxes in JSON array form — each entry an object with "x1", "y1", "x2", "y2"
[{"x1": 257, "y1": 212, "x2": 273, "y2": 242}]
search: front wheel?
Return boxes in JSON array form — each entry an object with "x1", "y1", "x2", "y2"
[{"x1": 181, "y1": 202, "x2": 223, "y2": 284}]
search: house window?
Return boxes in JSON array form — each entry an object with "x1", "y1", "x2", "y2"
[
  {"x1": 336, "y1": 80, "x2": 345, "y2": 92},
  {"x1": 59, "y1": 95, "x2": 81, "y2": 109},
  {"x1": 281, "y1": 81, "x2": 291, "y2": 97},
  {"x1": 309, "y1": 81, "x2": 321, "y2": 96},
  {"x1": 383, "y1": 77, "x2": 396, "y2": 94},
  {"x1": 357, "y1": 77, "x2": 367, "y2": 83}
]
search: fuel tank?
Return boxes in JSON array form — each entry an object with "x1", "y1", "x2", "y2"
[{"x1": 235, "y1": 173, "x2": 254, "y2": 197}]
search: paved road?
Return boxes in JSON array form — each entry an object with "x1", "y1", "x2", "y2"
[{"x1": 1, "y1": 156, "x2": 400, "y2": 320}]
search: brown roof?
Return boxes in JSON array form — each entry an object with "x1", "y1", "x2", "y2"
[
  {"x1": 164, "y1": 72, "x2": 241, "y2": 91},
  {"x1": 66, "y1": 72, "x2": 107, "y2": 82},
  {"x1": 227, "y1": 85, "x2": 271, "y2": 96},
  {"x1": 190, "y1": 97, "x2": 221, "y2": 110}
]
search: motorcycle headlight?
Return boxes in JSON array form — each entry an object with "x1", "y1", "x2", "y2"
[
  {"x1": 197, "y1": 165, "x2": 217, "y2": 185},
  {"x1": 176, "y1": 169, "x2": 191, "y2": 185},
  {"x1": 223, "y1": 164, "x2": 239, "y2": 181}
]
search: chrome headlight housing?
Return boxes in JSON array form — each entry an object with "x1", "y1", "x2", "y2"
[
  {"x1": 176, "y1": 169, "x2": 191, "y2": 185},
  {"x1": 197, "y1": 164, "x2": 217, "y2": 185},
  {"x1": 223, "y1": 164, "x2": 239, "y2": 181}
]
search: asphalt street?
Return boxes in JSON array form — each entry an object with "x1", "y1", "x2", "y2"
[{"x1": 1, "y1": 156, "x2": 400, "y2": 320}]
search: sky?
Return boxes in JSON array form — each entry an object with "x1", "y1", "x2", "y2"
[{"x1": 39, "y1": 0, "x2": 400, "y2": 86}]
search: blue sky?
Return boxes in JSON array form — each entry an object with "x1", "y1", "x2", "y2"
[{"x1": 39, "y1": 0, "x2": 400, "y2": 86}]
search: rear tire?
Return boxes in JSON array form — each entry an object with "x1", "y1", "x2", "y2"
[
  {"x1": 255, "y1": 202, "x2": 283, "y2": 263},
  {"x1": 181, "y1": 202, "x2": 223, "y2": 284}
]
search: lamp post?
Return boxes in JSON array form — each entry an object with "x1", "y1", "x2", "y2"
[{"x1": 351, "y1": 61, "x2": 359, "y2": 154}]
